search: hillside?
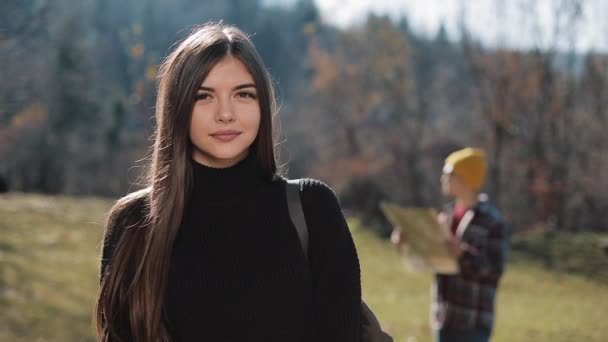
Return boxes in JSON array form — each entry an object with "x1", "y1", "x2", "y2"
[{"x1": 1, "y1": 193, "x2": 606, "y2": 341}]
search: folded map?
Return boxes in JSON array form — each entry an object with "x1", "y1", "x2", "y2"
[{"x1": 380, "y1": 201, "x2": 459, "y2": 274}]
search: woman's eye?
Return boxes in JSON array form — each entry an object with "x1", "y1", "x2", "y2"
[
  {"x1": 196, "y1": 93, "x2": 212, "y2": 101},
  {"x1": 236, "y1": 91, "x2": 257, "y2": 99}
]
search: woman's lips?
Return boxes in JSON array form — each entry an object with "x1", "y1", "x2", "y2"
[{"x1": 210, "y1": 130, "x2": 241, "y2": 142}]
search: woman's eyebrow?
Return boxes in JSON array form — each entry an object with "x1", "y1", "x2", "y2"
[
  {"x1": 233, "y1": 83, "x2": 256, "y2": 91},
  {"x1": 197, "y1": 83, "x2": 257, "y2": 92}
]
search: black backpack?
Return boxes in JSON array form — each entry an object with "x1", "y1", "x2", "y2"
[{"x1": 285, "y1": 179, "x2": 393, "y2": 342}]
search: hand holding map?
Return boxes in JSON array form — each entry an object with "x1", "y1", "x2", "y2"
[{"x1": 380, "y1": 201, "x2": 459, "y2": 274}]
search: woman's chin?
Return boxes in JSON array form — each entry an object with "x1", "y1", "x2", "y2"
[{"x1": 196, "y1": 152, "x2": 248, "y2": 168}]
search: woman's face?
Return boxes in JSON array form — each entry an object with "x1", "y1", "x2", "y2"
[{"x1": 190, "y1": 56, "x2": 261, "y2": 168}]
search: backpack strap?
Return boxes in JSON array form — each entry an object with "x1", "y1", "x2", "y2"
[
  {"x1": 286, "y1": 179, "x2": 309, "y2": 260},
  {"x1": 284, "y1": 178, "x2": 393, "y2": 342}
]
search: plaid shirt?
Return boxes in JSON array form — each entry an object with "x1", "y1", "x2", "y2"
[{"x1": 432, "y1": 196, "x2": 510, "y2": 333}]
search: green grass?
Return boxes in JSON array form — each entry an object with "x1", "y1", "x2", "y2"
[
  {"x1": 351, "y1": 220, "x2": 608, "y2": 342},
  {"x1": 1, "y1": 193, "x2": 607, "y2": 341},
  {"x1": 510, "y1": 229, "x2": 608, "y2": 283},
  {"x1": 0, "y1": 193, "x2": 111, "y2": 342}
]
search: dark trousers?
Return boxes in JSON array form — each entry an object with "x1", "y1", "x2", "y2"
[{"x1": 436, "y1": 328, "x2": 490, "y2": 342}]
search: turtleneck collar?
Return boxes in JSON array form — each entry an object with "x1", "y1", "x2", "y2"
[{"x1": 189, "y1": 152, "x2": 268, "y2": 205}]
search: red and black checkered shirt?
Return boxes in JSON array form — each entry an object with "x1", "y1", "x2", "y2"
[{"x1": 432, "y1": 197, "x2": 510, "y2": 333}]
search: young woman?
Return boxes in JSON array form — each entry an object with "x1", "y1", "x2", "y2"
[{"x1": 94, "y1": 23, "x2": 362, "y2": 342}]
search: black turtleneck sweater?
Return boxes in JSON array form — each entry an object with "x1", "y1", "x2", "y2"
[{"x1": 100, "y1": 154, "x2": 362, "y2": 342}]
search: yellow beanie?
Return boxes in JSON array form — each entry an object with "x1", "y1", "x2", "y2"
[{"x1": 443, "y1": 148, "x2": 487, "y2": 191}]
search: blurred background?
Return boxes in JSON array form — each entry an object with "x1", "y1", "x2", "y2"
[{"x1": 1, "y1": 0, "x2": 607, "y2": 341}]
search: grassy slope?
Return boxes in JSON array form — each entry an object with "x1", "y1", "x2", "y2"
[
  {"x1": 0, "y1": 193, "x2": 110, "y2": 342},
  {"x1": 1, "y1": 193, "x2": 607, "y2": 341},
  {"x1": 351, "y1": 220, "x2": 608, "y2": 342}
]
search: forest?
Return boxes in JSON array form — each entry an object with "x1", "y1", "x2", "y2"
[{"x1": 2, "y1": 0, "x2": 607, "y2": 233}]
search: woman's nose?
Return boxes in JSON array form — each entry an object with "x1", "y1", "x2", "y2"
[{"x1": 216, "y1": 97, "x2": 235, "y2": 123}]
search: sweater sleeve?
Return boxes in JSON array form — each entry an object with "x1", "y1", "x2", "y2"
[
  {"x1": 100, "y1": 189, "x2": 148, "y2": 283},
  {"x1": 300, "y1": 179, "x2": 362, "y2": 342}
]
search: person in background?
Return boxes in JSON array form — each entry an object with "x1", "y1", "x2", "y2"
[{"x1": 392, "y1": 147, "x2": 510, "y2": 342}]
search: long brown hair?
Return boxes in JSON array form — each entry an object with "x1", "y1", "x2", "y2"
[{"x1": 95, "y1": 23, "x2": 279, "y2": 341}]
